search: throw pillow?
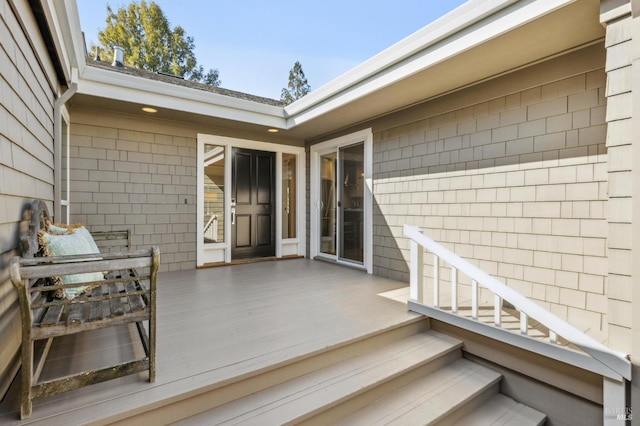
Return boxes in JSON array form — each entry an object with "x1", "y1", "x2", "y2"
[{"x1": 38, "y1": 229, "x2": 104, "y2": 299}]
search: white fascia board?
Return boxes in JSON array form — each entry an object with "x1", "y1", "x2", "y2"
[
  {"x1": 78, "y1": 66, "x2": 287, "y2": 128},
  {"x1": 286, "y1": 0, "x2": 575, "y2": 126},
  {"x1": 51, "y1": 0, "x2": 88, "y2": 75},
  {"x1": 38, "y1": 0, "x2": 88, "y2": 86},
  {"x1": 38, "y1": 0, "x2": 72, "y2": 85},
  {"x1": 8, "y1": 0, "x2": 59, "y2": 92}
]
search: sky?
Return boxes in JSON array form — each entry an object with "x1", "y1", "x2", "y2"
[{"x1": 77, "y1": 1, "x2": 468, "y2": 100}]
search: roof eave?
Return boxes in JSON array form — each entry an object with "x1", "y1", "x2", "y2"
[
  {"x1": 284, "y1": 0, "x2": 578, "y2": 128},
  {"x1": 78, "y1": 65, "x2": 288, "y2": 128}
]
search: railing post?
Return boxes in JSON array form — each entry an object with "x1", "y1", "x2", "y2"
[
  {"x1": 603, "y1": 377, "x2": 629, "y2": 425},
  {"x1": 494, "y1": 294, "x2": 502, "y2": 327},
  {"x1": 409, "y1": 238, "x2": 424, "y2": 303},
  {"x1": 471, "y1": 279, "x2": 478, "y2": 320},
  {"x1": 433, "y1": 254, "x2": 439, "y2": 308},
  {"x1": 520, "y1": 312, "x2": 528, "y2": 335},
  {"x1": 451, "y1": 267, "x2": 458, "y2": 314}
]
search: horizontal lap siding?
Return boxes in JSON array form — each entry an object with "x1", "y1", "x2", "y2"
[
  {"x1": 373, "y1": 49, "x2": 609, "y2": 343},
  {"x1": 0, "y1": 1, "x2": 56, "y2": 399}
]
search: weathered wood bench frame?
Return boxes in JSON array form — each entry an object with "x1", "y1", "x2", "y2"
[{"x1": 9, "y1": 200, "x2": 159, "y2": 419}]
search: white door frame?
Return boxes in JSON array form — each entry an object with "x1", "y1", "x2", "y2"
[
  {"x1": 197, "y1": 134, "x2": 306, "y2": 266},
  {"x1": 310, "y1": 129, "x2": 373, "y2": 273}
]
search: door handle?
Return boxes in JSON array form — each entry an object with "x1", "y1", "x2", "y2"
[{"x1": 231, "y1": 207, "x2": 236, "y2": 225}]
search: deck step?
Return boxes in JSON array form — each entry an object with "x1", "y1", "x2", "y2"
[
  {"x1": 334, "y1": 358, "x2": 502, "y2": 425},
  {"x1": 450, "y1": 393, "x2": 547, "y2": 425},
  {"x1": 176, "y1": 330, "x2": 463, "y2": 425}
]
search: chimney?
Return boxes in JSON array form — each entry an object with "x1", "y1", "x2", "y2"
[
  {"x1": 112, "y1": 46, "x2": 124, "y2": 67},
  {"x1": 94, "y1": 46, "x2": 101, "y2": 61}
]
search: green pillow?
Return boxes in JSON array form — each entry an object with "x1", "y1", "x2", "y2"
[{"x1": 39, "y1": 228, "x2": 103, "y2": 299}]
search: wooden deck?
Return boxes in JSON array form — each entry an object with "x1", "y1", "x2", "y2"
[{"x1": 0, "y1": 259, "x2": 417, "y2": 425}]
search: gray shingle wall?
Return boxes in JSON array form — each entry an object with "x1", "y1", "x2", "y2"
[
  {"x1": 69, "y1": 123, "x2": 197, "y2": 272},
  {"x1": 0, "y1": 1, "x2": 56, "y2": 399},
  {"x1": 373, "y1": 68, "x2": 609, "y2": 342}
]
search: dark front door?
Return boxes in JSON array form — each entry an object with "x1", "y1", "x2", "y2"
[{"x1": 232, "y1": 148, "x2": 276, "y2": 260}]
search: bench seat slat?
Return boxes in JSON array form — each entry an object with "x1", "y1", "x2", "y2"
[
  {"x1": 108, "y1": 283, "x2": 124, "y2": 317},
  {"x1": 31, "y1": 310, "x2": 150, "y2": 340},
  {"x1": 40, "y1": 305, "x2": 63, "y2": 327},
  {"x1": 125, "y1": 280, "x2": 145, "y2": 312},
  {"x1": 66, "y1": 302, "x2": 83, "y2": 326},
  {"x1": 89, "y1": 286, "x2": 103, "y2": 322}
]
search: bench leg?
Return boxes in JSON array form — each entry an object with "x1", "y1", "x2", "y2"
[
  {"x1": 20, "y1": 340, "x2": 33, "y2": 419},
  {"x1": 149, "y1": 317, "x2": 156, "y2": 383}
]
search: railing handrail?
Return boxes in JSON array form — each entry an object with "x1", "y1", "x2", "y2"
[{"x1": 404, "y1": 224, "x2": 631, "y2": 380}]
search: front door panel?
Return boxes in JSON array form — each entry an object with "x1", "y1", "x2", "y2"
[{"x1": 232, "y1": 148, "x2": 275, "y2": 259}]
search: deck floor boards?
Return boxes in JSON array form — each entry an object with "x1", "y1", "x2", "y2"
[{"x1": 0, "y1": 259, "x2": 416, "y2": 425}]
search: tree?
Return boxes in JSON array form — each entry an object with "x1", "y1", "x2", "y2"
[
  {"x1": 89, "y1": 1, "x2": 221, "y2": 87},
  {"x1": 281, "y1": 61, "x2": 310, "y2": 105}
]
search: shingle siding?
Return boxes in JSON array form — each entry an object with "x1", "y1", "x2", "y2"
[
  {"x1": 69, "y1": 119, "x2": 197, "y2": 272},
  {"x1": 603, "y1": 13, "x2": 634, "y2": 353},
  {"x1": 0, "y1": 1, "x2": 57, "y2": 399},
  {"x1": 373, "y1": 66, "x2": 609, "y2": 342}
]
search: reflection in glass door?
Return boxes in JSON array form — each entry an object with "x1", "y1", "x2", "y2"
[
  {"x1": 319, "y1": 152, "x2": 336, "y2": 256},
  {"x1": 339, "y1": 143, "x2": 364, "y2": 263},
  {"x1": 203, "y1": 144, "x2": 225, "y2": 244}
]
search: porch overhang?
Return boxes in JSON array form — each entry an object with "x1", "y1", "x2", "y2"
[{"x1": 73, "y1": 65, "x2": 290, "y2": 139}]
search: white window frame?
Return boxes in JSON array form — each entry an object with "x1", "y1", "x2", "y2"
[{"x1": 59, "y1": 107, "x2": 71, "y2": 224}]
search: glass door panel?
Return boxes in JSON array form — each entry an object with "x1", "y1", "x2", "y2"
[
  {"x1": 203, "y1": 144, "x2": 225, "y2": 244},
  {"x1": 282, "y1": 153, "x2": 297, "y2": 239},
  {"x1": 319, "y1": 152, "x2": 336, "y2": 256},
  {"x1": 339, "y1": 143, "x2": 364, "y2": 263}
]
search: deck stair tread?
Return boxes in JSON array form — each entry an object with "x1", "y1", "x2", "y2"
[
  {"x1": 451, "y1": 393, "x2": 547, "y2": 425},
  {"x1": 177, "y1": 330, "x2": 463, "y2": 425},
  {"x1": 337, "y1": 358, "x2": 502, "y2": 425}
]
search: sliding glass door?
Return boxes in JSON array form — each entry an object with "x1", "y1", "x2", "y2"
[{"x1": 312, "y1": 129, "x2": 371, "y2": 272}]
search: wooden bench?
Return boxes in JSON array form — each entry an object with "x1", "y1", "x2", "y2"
[{"x1": 9, "y1": 200, "x2": 159, "y2": 419}]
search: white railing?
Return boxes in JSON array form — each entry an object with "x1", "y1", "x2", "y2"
[
  {"x1": 204, "y1": 215, "x2": 218, "y2": 242},
  {"x1": 404, "y1": 225, "x2": 631, "y2": 381}
]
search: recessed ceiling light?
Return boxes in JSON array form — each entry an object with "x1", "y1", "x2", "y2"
[
  {"x1": 142, "y1": 107, "x2": 157, "y2": 113},
  {"x1": 267, "y1": 128, "x2": 279, "y2": 133}
]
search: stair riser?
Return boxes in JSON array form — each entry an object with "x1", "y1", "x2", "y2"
[
  {"x1": 298, "y1": 348, "x2": 463, "y2": 426},
  {"x1": 110, "y1": 318, "x2": 431, "y2": 425},
  {"x1": 432, "y1": 382, "x2": 499, "y2": 425}
]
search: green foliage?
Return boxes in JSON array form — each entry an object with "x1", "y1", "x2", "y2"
[
  {"x1": 89, "y1": 1, "x2": 221, "y2": 87},
  {"x1": 281, "y1": 61, "x2": 310, "y2": 105}
]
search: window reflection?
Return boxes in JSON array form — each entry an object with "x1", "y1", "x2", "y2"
[
  {"x1": 203, "y1": 144, "x2": 224, "y2": 243},
  {"x1": 282, "y1": 153, "x2": 297, "y2": 239}
]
